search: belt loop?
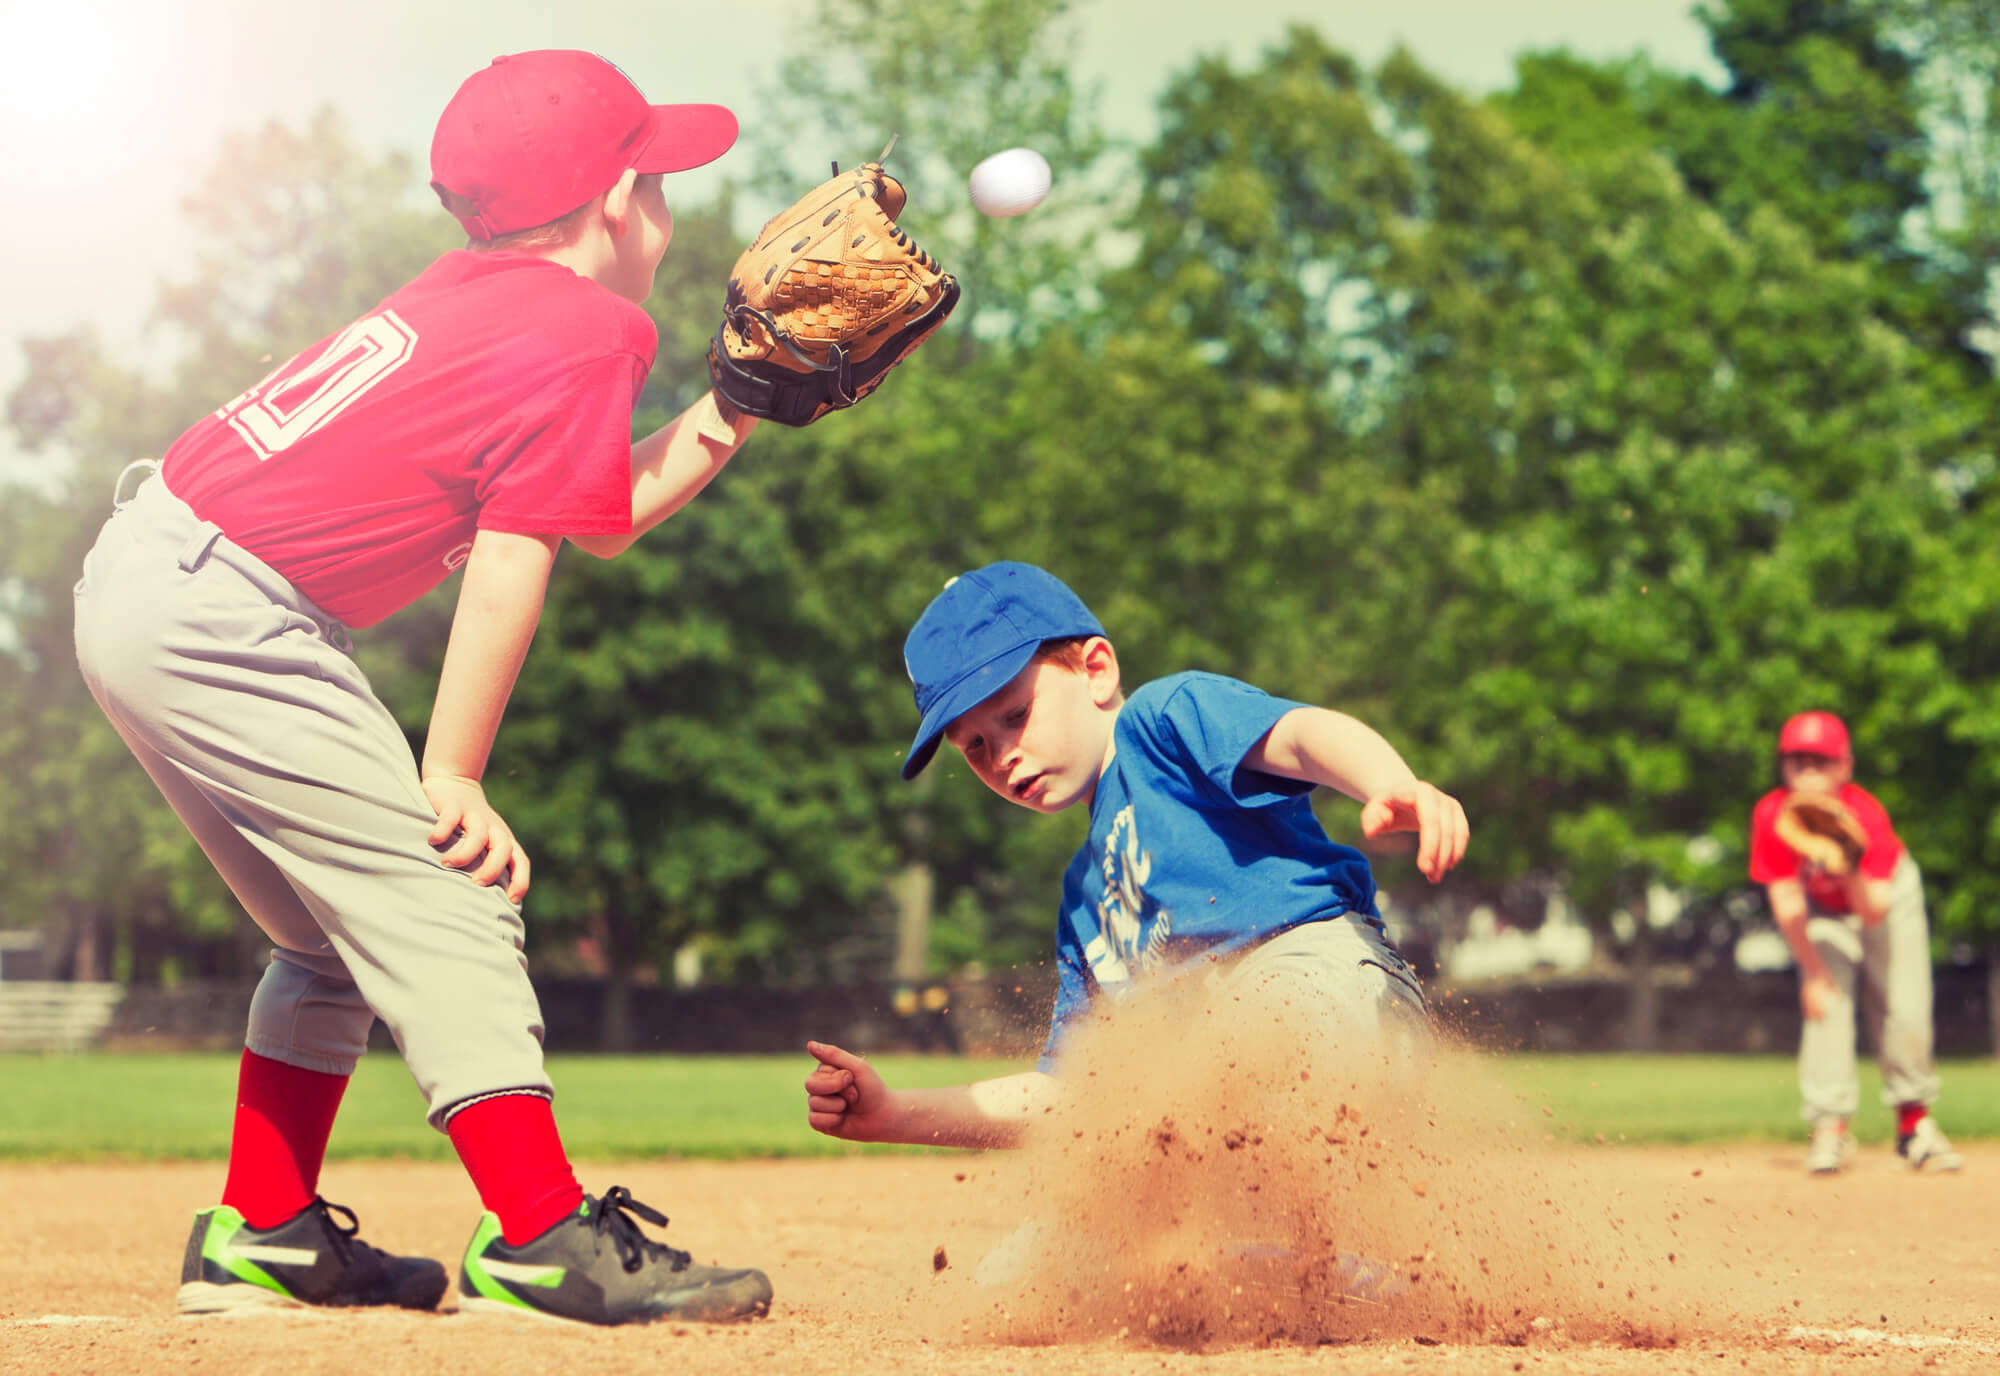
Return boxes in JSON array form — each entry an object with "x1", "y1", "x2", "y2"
[
  {"x1": 111, "y1": 459, "x2": 160, "y2": 510},
  {"x1": 177, "y1": 522, "x2": 225, "y2": 573}
]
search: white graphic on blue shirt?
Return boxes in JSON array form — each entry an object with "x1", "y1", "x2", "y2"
[
  {"x1": 1082, "y1": 805, "x2": 1171, "y2": 990},
  {"x1": 1039, "y1": 672, "x2": 1385, "y2": 1070}
]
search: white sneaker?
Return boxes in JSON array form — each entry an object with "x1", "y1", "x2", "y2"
[
  {"x1": 972, "y1": 1217, "x2": 1047, "y2": 1288},
  {"x1": 1806, "y1": 1119, "x2": 1855, "y2": 1175},
  {"x1": 1229, "y1": 1243, "x2": 1411, "y2": 1305},
  {"x1": 1899, "y1": 1116, "x2": 1964, "y2": 1172}
]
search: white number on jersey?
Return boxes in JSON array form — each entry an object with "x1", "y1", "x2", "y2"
[{"x1": 218, "y1": 310, "x2": 419, "y2": 460}]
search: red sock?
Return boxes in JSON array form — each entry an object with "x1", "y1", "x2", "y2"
[
  {"x1": 447, "y1": 1094, "x2": 585, "y2": 1245},
  {"x1": 1897, "y1": 1102, "x2": 1927, "y2": 1137},
  {"x1": 220, "y1": 1049, "x2": 348, "y2": 1228}
]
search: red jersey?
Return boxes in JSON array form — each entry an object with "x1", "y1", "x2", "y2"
[
  {"x1": 162, "y1": 251, "x2": 650, "y2": 627},
  {"x1": 1748, "y1": 783, "x2": 1903, "y2": 913}
]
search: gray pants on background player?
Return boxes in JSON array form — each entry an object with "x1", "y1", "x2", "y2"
[
  {"x1": 73, "y1": 472, "x2": 551, "y2": 1124},
  {"x1": 1797, "y1": 852, "x2": 1941, "y2": 1123}
]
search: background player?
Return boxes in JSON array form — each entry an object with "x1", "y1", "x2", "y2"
[
  {"x1": 802, "y1": 560, "x2": 1465, "y2": 1149},
  {"x1": 72, "y1": 50, "x2": 775, "y2": 1324},
  {"x1": 1748, "y1": 710, "x2": 1962, "y2": 1175}
]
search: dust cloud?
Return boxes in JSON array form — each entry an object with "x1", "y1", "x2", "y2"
[{"x1": 926, "y1": 964, "x2": 1729, "y2": 1351}]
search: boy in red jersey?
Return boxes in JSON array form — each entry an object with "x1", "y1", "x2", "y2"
[
  {"x1": 1748, "y1": 711, "x2": 1961, "y2": 1177},
  {"x1": 73, "y1": 51, "x2": 772, "y2": 1324}
]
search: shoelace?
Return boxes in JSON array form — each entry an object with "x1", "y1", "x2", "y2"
[
  {"x1": 308, "y1": 1197, "x2": 407, "y2": 1270},
  {"x1": 590, "y1": 1187, "x2": 693, "y2": 1275},
  {"x1": 308, "y1": 1197, "x2": 365, "y2": 1265}
]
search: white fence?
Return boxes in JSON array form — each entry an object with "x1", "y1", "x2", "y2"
[{"x1": 0, "y1": 982, "x2": 125, "y2": 1051}]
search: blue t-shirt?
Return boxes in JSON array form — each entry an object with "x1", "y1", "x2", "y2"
[{"x1": 1039, "y1": 671, "x2": 1380, "y2": 1068}]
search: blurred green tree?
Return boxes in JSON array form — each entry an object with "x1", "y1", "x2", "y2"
[
  {"x1": 1498, "y1": 2, "x2": 1971, "y2": 365},
  {"x1": 1498, "y1": 18, "x2": 2000, "y2": 977},
  {"x1": 1110, "y1": 28, "x2": 1991, "y2": 1039},
  {"x1": 744, "y1": 0, "x2": 1111, "y2": 350},
  {"x1": 11, "y1": 6, "x2": 2000, "y2": 1059},
  {"x1": 1687, "y1": 0, "x2": 1929, "y2": 264},
  {"x1": 1, "y1": 2, "x2": 1125, "y2": 1031},
  {"x1": 551, "y1": 0, "x2": 1131, "y2": 1006},
  {"x1": 2, "y1": 331, "x2": 217, "y2": 983},
  {"x1": 1873, "y1": 0, "x2": 2000, "y2": 359},
  {"x1": 1, "y1": 113, "x2": 453, "y2": 983}
]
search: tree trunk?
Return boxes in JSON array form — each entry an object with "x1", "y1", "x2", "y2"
[
  {"x1": 597, "y1": 909, "x2": 638, "y2": 1053},
  {"x1": 1986, "y1": 951, "x2": 2000, "y2": 1058},
  {"x1": 67, "y1": 901, "x2": 102, "y2": 983},
  {"x1": 891, "y1": 861, "x2": 934, "y2": 983},
  {"x1": 1622, "y1": 898, "x2": 1661, "y2": 1052}
]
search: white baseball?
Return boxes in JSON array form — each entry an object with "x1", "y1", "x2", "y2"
[{"x1": 967, "y1": 147, "x2": 1052, "y2": 218}]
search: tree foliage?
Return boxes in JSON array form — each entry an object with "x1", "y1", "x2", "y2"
[
  {"x1": 0, "y1": 117, "x2": 452, "y2": 978},
  {"x1": 7, "y1": 0, "x2": 2000, "y2": 999},
  {"x1": 745, "y1": 0, "x2": 1111, "y2": 348}
]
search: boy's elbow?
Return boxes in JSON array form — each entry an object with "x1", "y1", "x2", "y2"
[{"x1": 568, "y1": 532, "x2": 633, "y2": 559}]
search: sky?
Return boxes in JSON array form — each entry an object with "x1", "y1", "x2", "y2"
[{"x1": 0, "y1": 0, "x2": 1723, "y2": 446}]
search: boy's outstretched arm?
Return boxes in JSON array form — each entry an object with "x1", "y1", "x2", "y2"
[
  {"x1": 422, "y1": 528, "x2": 562, "y2": 902},
  {"x1": 569, "y1": 392, "x2": 758, "y2": 557},
  {"x1": 1765, "y1": 878, "x2": 1844, "y2": 1019},
  {"x1": 803, "y1": 1040, "x2": 1058, "y2": 1149},
  {"x1": 1245, "y1": 706, "x2": 1469, "y2": 883}
]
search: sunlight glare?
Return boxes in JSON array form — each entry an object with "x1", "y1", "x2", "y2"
[{"x1": 2, "y1": 1, "x2": 179, "y2": 187}]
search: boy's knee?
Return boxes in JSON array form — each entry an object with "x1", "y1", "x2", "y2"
[{"x1": 248, "y1": 955, "x2": 375, "y2": 1068}]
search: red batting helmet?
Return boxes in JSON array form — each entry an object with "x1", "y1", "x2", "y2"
[{"x1": 1777, "y1": 710, "x2": 1851, "y2": 760}]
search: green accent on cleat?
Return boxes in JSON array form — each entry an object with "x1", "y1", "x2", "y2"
[
  {"x1": 177, "y1": 1197, "x2": 447, "y2": 1314},
  {"x1": 455, "y1": 1188, "x2": 771, "y2": 1325},
  {"x1": 196, "y1": 1205, "x2": 293, "y2": 1297}
]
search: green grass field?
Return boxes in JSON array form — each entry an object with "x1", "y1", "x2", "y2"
[{"x1": 4, "y1": 1052, "x2": 1996, "y2": 1161}]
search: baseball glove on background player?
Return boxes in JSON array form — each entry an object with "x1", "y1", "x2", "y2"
[
  {"x1": 1774, "y1": 792, "x2": 1870, "y2": 876},
  {"x1": 707, "y1": 140, "x2": 960, "y2": 427}
]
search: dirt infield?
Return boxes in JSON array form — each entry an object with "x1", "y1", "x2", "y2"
[{"x1": 5, "y1": 1141, "x2": 1999, "y2": 1376}]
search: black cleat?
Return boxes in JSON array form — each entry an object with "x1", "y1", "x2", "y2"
[
  {"x1": 457, "y1": 1186, "x2": 771, "y2": 1324},
  {"x1": 177, "y1": 1198, "x2": 447, "y2": 1314}
]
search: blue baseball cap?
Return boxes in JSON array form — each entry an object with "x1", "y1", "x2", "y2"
[{"x1": 901, "y1": 562, "x2": 1105, "y2": 780}]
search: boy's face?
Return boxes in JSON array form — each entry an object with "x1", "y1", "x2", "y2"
[
  {"x1": 609, "y1": 172, "x2": 674, "y2": 303},
  {"x1": 1781, "y1": 751, "x2": 1851, "y2": 795},
  {"x1": 943, "y1": 641, "x2": 1119, "y2": 814}
]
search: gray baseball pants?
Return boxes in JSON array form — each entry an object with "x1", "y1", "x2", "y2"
[
  {"x1": 72, "y1": 470, "x2": 552, "y2": 1125},
  {"x1": 1797, "y1": 852, "x2": 1941, "y2": 1123},
  {"x1": 1212, "y1": 916, "x2": 1432, "y2": 1086}
]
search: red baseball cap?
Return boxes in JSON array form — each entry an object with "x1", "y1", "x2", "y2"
[
  {"x1": 1778, "y1": 710, "x2": 1851, "y2": 759},
  {"x1": 430, "y1": 50, "x2": 738, "y2": 239}
]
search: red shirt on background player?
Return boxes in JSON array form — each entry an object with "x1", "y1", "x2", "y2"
[
  {"x1": 1748, "y1": 710, "x2": 1902, "y2": 1012},
  {"x1": 1749, "y1": 781, "x2": 1902, "y2": 919},
  {"x1": 1743, "y1": 710, "x2": 1959, "y2": 1177}
]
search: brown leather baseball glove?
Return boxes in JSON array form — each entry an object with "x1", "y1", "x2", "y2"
[
  {"x1": 1774, "y1": 792, "x2": 1869, "y2": 876},
  {"x1": 707, "y1": 141, "x2": 959, "y2": 427}
]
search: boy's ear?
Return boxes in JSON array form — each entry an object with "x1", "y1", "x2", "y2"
[
  {"x1": 600, "y1": 169, "x2": 641, "y2": 236},
  {"x1": 1084, "y1": 636, "x2": 1121, "y2": 706}
]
